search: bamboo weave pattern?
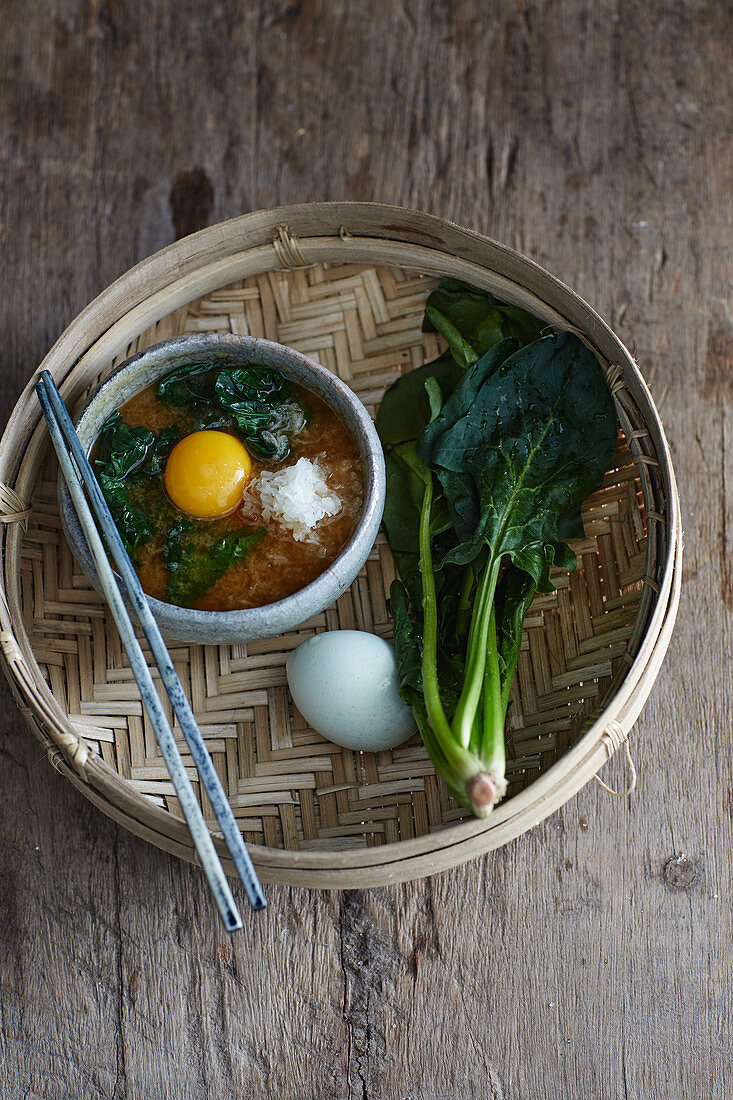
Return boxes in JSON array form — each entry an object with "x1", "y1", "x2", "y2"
[{"x1": 21, "y1": 264, "x2": 648, "y2": 850}]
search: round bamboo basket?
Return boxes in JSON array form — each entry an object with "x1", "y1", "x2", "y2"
[{"x1": 0, "y1": 203, "x2": 681, "y2": 888}]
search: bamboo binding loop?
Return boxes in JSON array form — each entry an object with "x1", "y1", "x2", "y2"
[
  {"x1": 0, "y1": 204, "x2": 681, "y2": 887},
  {"x1": 593, "y1": 737, "x2": 638, "y2": 799},
  {"x1": 0, "y1": 483, "x2": 31, "y2": 529}
]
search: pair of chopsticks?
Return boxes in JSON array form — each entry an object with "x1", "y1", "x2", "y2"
[{"x1": 36, "y1": 370, "x2": 266, "y2": 931}]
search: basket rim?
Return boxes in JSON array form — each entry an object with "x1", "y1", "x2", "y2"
[{"x1": 0, "y1": 201, "x2": 682, "y2": 877}]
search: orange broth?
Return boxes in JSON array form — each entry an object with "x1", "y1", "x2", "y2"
[{"x1": 112, "y1": 380, "x2": 364, "y2": 611}]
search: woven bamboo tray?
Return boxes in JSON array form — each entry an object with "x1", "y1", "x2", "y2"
[{"x1": 0, "y1": 204, "x2": 681, "y2": 888}]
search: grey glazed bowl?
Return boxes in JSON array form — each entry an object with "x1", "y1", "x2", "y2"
[{"x1": 58, "y1": 334, "x2": 386, "y2": 643}]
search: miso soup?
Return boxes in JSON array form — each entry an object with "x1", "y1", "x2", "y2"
[{"x1": 92, "y1": 360, "x2": 365, "y2": 611}]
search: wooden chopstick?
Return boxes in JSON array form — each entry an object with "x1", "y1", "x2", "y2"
[{"x1": 36, "y1": 370, "x2": 266, "y2": 925}]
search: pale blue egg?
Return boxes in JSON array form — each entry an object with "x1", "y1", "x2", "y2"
[{"x1": 286, "y1": 630, "x2": 417, "y2": 751}]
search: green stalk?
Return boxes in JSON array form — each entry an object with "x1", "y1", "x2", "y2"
[
  {"x1": 418, "y1": 474, "x2": 477, "y2": 778},
  {"x1": 480, "y1": 603, "x2": 506, "y2": 781},
  {"x1": 450, "y1": 555, "x2": 501, "y2": 749}
]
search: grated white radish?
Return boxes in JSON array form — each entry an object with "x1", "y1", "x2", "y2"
[{"x1": 249, "y1": 457, "x2": 343, "y2": 542}]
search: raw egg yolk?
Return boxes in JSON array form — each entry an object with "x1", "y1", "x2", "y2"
[{"x1": 164, "y1": 431, "x2": 252, "y2": 518}]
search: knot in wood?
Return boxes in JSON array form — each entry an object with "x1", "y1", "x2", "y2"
[{"x1": 663, "y1": 854, "x2": 700, "y2": 891}]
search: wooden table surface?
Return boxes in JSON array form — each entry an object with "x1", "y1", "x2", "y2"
[{"x1": 1, "y1": 2, "x2": 730, "y2": 1097}]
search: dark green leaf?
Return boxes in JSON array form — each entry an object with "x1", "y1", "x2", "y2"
[
  {"x1": 96, "y1": 473, "x2": 153, "y2": 557},
  {"x1": 375, "y1": 354, "x2": 462, "y2": 446},
  {"x1": 420, "y1": 339, "x2": 518, "y2": 467},
  {"x1": 391, "y1": 549, "x2": 422, "y2": 618},
  {"x1": 389, "y1": 580, "x2": 423, "y2": 700},
  {"x1": 95, "y1": 414, "x2": 160, "y2": 557},
  {"x1": 382, "y1": 443, "x2": 452, "y2": 555},
  {"x1": 214, "y1": 366, "x2": 286, "y2": 405},
  {"x1": 391, "y1": 572, "x2": 468, "y2": 742},
  {"x1": 157, "y1": 361, "x2": 302, "y2": 460},
  {"x1": 420, "y1": 331, "x2": 617, "y2": 588},
  {"x1": 423, "y1": 277, "x2": 546, "y2": 369},
  {"x1": 213, "y1": 368, "x2": 295, "y2": 460},
  {"x1": 96, "y1": 413, "x2": 155, "y2": 477},
  {"x1": 143, "y1": 426, "x2": 180, "y2": 476},
  {"x1": 163, "y1": 516, "x2": 195, "y2": 573},
  {"x1": 157, "y1": 362, "x2": 220, "y2": 407},
  {"x1": 378, "y1": 281, "x2": 617, "y2": 817},
  {"x1": 382, "y1": 450, "x2": 422, "y2": 554},
  {"x1": 494, "y1": 566, "x2": 537, "y2": 705},
  {"x1": 424, "y1": 376, "x2": 444, "y2": 423}
]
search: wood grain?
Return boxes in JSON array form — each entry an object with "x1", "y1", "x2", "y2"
[{"x1": 0, "y1": 1, "x2": 730, "y2": 1097}]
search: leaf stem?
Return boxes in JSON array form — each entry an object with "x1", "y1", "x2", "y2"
[
  {"x1": 418, "y1": 473, "x2": 475, "y2": 776},
  {"x1": 480, "y1": 603, "x2": 506, "y2": 777},
  {"x1": 451, "y1": 555, "x2": 501, "y2": 749}
]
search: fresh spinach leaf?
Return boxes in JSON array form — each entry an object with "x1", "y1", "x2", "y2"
[
  {"x1": 390, "y1": 579, "x2": 423, "y2": 700},
  {"x1": 422, "y1": 331, "x2": 617, "y2": 588},
  {"x1": 423, "y1": 277, "x2": 546, "y2": 369},
  {"x1": 378, "y1": 279, "x2": 618, "y2": 820},
  {"x1": 383, "y1": 437, "x2": 456, "y2": 561},
  {"x1": 493, "y1": 566, "x2": 538, "y2": 711},
  {"x1": 376, "y1": 354, "x2": 463, "y2": 447}
]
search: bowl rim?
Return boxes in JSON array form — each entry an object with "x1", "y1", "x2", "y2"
[{"x1": 57, "y1": 332, "x2": 386, "y2": 630}]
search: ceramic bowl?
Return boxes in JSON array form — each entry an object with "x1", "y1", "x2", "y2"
[{"x1": 58, "y1": 334, "x2": 386, "y2": 643}]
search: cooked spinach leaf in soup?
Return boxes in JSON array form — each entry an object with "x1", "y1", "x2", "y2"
[
  {"x1": 94, "y1": 413, "x2": 179, "y2": 559},
  {"x1": 157, "y1": 362, "x2": 302, "y2": 461},
  {"x1": 163, "y1": 518, "x2": 266, "y2": 608}
]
